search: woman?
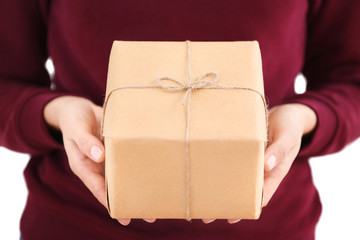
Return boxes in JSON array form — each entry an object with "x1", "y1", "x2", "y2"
[{"x1": 1, "y1": 0, "x2": 359, "y2": 239}]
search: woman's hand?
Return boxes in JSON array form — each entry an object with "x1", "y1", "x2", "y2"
[
  {"x1": 202, "y1": 103, "x2": 317, "y2": 224},
  {"x1": 262, "y1": 103, "x2": 317, "y2": 207},
  {"x1": 44, "y1": 96, "x2": 156, "y2": 226}
]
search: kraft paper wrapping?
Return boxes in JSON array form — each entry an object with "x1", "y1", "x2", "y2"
[{"x1": 102, "y1": 40, "x2": 267, "y2": 220}]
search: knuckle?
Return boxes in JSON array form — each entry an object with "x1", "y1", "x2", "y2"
[
  {"x1": 77, "y1": 134, "x2": 97, "y2": 156},
  {"x1": 276, "y1": 145, "x2": 287, "y2": 162},
  {"x1": 77, "y1": 135, "x2": 89, "y2": 150}
]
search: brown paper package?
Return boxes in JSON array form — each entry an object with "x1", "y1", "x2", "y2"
[{"x1": 102, "y1": 40, "x2": 267, "y2": 220}]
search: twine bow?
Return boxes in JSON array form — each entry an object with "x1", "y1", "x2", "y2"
[
  {"x1": 101, "y1": 40, "x2": 268, "y2": 222},
  {"x1": 156, "y1": 72, "x2": 219, "y2": 105}
]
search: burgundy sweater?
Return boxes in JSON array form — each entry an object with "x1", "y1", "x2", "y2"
[{"x1": 1, "y1": 1, "x2": 360, "y2": 239}]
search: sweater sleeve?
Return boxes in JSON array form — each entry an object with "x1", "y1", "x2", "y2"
[
  {"x1": 0, "y1": 0, "x2": 66, "y2": 155},
  {"x1": 284, "y1": 0, "x2": 360, "y2": 158}
]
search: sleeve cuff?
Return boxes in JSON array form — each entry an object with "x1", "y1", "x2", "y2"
[
  {"x1": 282, "y1": 92, "x2": 339, "y2": 158},
  {"x1": 17, "y1": 90, "x2": 68, "y2": 154}
]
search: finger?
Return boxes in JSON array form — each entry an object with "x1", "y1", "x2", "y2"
[
  {"x1": 264, "y1": 135, "x2": 301, "y2": 172},
  {"x1": 117, "y1": 219, "x2": 131, "y2": 226},
  {"x1": 262, "y1": 139, "x2": 300, "y2": 207},
  {"x1": 90, "y1": 105, "x2": 104, "y2": 135},
  {"x1": 143, "y1": 218, "x2": 156, "y2": 223},
  {"x1": 64, "y1": 139, "x2": 107, "y2": 207},
  {"x1": 228, "y1": 219, "x2": 241, "y2": 224},
  {"x1": 202, "y1": 219, "x2": 215, "y2": 224},
  {"x1": 262, "y1": 160, "x2": 290, "y2": 207},
  {"x1": 264, "y1": 154, "x2": 277, "y2": 172},
  {"x1": 265, "y1": 106, "x2": 302, "y2": 172},
  {"x1": 65, "y1": 104, "x2": 105, "y2": 163},
  {"x1": 92, "y1": 105, "x2": 104, "y2": 124},
  {"x1": 75, "y1": 131, "x2": 105, "y2": 163}
]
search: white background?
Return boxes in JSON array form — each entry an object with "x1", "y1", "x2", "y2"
[{"x1": 0, "y1": 72, "x2": 359, "y2": 239}]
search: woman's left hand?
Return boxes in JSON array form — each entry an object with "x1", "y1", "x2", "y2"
[{"x1": 202, "y1": 103, "x2": 317, "y2": 224}]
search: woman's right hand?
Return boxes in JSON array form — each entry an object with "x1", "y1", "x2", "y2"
[{"x1": 43, "y1": 96, "x2": 156, "y2": 226}]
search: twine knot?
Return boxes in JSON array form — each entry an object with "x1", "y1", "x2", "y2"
[{"x1": 156, "y1": 72, "x2": 219, "y2": 105}]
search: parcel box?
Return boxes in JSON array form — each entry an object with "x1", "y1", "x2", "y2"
[{"x1": 102, "y1": 40, "x2": 267, "y2": 220}]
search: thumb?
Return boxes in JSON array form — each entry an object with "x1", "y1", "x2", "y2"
[
  {"x1": 264, "y1": 139, "x2": 285, "y2": 172},
  {"x1": 75, "y1": 131, "x2": 105, "y2": 163},
  {"x1": 264, "y1": 133, "x2": 301, "y2": 172}
]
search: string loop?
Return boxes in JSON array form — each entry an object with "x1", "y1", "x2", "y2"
[{"x1": 156, "y1": 72, "x2": 219, "y2": 105}]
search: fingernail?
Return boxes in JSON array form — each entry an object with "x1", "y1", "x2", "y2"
[
  {"x1": 144, "y1": 218, "x2": 156, "y2": 223},
  {"x1": 266, "y1": 154, "x2": 276, "y2": 171},
  {"x1": 203, "y1": 219, "x2": 215, "y2": 224},
  {"x1": 228, "y1": 219, "x2": 241, "y2": 224},
  {"x1": 90, "y1": 145, "x2": 103, "y2": 162},
  {"x1": 117, "y1": 219, "x2": 131, "y2": 226}
]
